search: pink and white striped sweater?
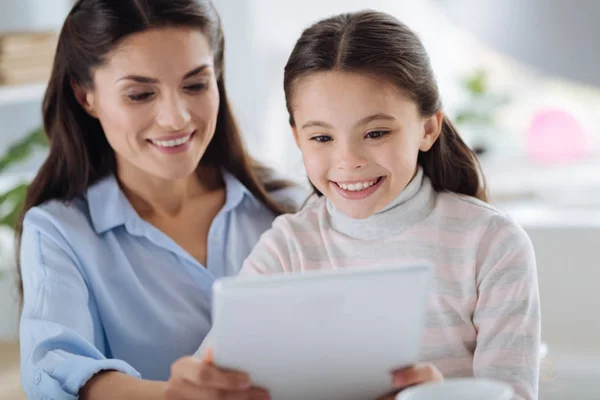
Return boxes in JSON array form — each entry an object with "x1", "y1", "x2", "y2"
[{"x1": 238, "y1": 167, "x2": 540, "y2": 399}]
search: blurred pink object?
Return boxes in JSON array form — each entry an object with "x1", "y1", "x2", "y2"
[{"x1": 526, "y1": 108, "x2": 590, "y2": 164}]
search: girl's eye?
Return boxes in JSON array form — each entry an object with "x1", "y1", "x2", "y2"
[
  {"x1": 128, "y1": 92, "x2": 155, "y2": 102},
  {"x1": 185, "y1": 83, "x2": 208, "y2": 92},
  {"x1": 310, "y1": 135, "x2": 333, "y2": 143},
  {"x1": 365, "y1": 131, "x2": 389, "y2": 139}
]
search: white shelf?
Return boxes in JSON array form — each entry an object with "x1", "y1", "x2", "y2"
[
  {"x1": 0, "y1": 83, "x2": 46, "y2": 107},
  {"x1": 481, "y1": 154, "x2": 600, "y2": 195},
  {"x1": 481, "y1": 154, "x2": 600, "y2": 228}
]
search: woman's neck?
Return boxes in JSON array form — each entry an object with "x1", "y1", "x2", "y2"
[{"x1": 117, "y1": 163, "x2": 223, "y2": 218}]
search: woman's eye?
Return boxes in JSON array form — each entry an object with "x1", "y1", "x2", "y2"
[
  {"x1": 365, "y1": 131, "x2": 389, "y2": 139},
  {"x1": 310, "y1": 135, "x2": 332, "y2": 143},
  {"x1": 185, "y1": 83, "x2": 208, "y2": 92},
  {"x1": 128, "y1": 92, "x2": 154, "y2": 102}
]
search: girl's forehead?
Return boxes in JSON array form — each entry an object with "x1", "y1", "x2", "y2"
[{"x1": 291, "y1": 71, "x2": 417, "y2": 119}]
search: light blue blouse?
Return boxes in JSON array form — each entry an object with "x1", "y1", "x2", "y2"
[{"x1": 19, "y1": 170, "x2": 301, "y2": 399}]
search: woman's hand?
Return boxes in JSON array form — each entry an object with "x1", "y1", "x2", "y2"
[
  {"x1": 164, "y1": 349, "x2": 271, "y2": 400},
  {"x1": 378, "y1": 363, "x2": 444, "y2": 400}
]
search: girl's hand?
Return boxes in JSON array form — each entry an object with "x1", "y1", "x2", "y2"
[
  {"x1": 164, "y1": 349, "x2": 271, "y2": 400},
  {"x1": 378, "y1": 363, "x2": 444, "y2": 400}
]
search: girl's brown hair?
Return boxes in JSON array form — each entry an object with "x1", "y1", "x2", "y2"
[{"x1": 284, "y1": 10, "x2": 487, "y2": 201}]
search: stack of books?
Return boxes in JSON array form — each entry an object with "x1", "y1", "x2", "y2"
[{"x1": 0, "y1": 31, "x2": 57, "y2": 86}]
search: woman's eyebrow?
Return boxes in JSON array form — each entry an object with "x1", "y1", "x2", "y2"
[{"x1": 116, "y1": 64, "x2": 212, "y2": 83}]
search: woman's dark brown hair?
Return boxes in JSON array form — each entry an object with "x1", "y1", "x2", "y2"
[
  {"x1": 284, "y1": 10, "x2": 487, "y2": 201},
  {"x1": 15, "y1": 0, "x2": 292, "y2": 300}
]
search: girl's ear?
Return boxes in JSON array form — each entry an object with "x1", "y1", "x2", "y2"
[
  {"x1": 71, "y1": 80, "x2": 98, "y2": 118},
  {"x1": 419, "y1": 110, "x2": 443, "y2": 152},
  {"x1": 292, "y1": 126, "x2": 300, "y2": 148}
]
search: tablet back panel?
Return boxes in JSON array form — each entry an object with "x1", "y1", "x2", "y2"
[{"x1": 212, "y1": 265, "x2": 432, "y2": 400}]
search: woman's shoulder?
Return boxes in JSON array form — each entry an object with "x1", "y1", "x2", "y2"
[{"x1": 23, "y1": 197, "x2": 95, "y2": 239}]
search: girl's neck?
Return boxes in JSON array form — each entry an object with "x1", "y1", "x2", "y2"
[{"x1": 326, "y1": 166, "x2": 436, "y2": 240}]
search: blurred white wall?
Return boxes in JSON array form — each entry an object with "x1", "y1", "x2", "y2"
[
  {"x1": 440, "y1": 0, "x2": 600, "y2": 88},
  {"x1": 0, "y1": 0, "x2": 71, "y2": 32}
]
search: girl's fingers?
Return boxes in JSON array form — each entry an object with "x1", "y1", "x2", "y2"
[{"x1": 391, "y1": 362, "x2": 444, "y2": 389}]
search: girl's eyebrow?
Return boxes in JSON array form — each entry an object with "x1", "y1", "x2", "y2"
[
  {"x1": 355, "y1": 113, "x2": 396, "y2": 126},
  {"x1": 301, "y1": 113, "x2": 396, "y2": 130},
  {"x1": 301, "y1": 120, "x2": 333, "y2": 130}
]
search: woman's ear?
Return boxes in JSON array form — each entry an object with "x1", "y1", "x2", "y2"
[
  {"x1": 71, "y1": 81, "x2": 98, "y2": 118},
  {"x1": 419, "y1": 110, "x2": 443, "y2": 152}
]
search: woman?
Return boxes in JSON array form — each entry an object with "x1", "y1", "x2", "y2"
[{"x1": 17, "y1": 0, "x2": 300, "y2": 399}]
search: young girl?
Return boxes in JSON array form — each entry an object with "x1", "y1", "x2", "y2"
[{"x1": 192, "y1": 10, "x2": 540, "y2": 400}]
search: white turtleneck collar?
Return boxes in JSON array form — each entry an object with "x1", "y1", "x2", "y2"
[{"x1": 325, "y1": 166, "x2": 437, "y2": 240}]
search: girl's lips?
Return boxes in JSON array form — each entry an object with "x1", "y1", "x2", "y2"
[{"x1": 331, "y1": 176, "x2": 385, "y2": 200}]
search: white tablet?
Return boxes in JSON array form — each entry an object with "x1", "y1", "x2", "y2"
[{"x1": 210, "y1": 265, "x2": 433, "y2": 400}]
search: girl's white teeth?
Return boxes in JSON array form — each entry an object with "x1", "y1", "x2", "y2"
[
  {"x1": 150, "y1": 134, "x2": 192, "y2": 148},
  {"x1": 337, "y1": 179, "x2": 378, "y2": 191}
]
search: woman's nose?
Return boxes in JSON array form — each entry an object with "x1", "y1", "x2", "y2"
[{"x1": 156, "y1": 94, "x2": 191, "y2": 131}]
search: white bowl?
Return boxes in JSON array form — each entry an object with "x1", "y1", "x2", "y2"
[{"x1": 395, "y1": 378, "x2": 514, "y2": 400}]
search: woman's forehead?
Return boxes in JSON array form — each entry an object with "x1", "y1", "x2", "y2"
[{"x1": 98, "y1": 27, "x2": 214, "y2": 81}]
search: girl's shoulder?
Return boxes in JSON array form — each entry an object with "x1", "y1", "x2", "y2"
[
  {"x1": 268, "y1": 183, "x2": 312, "y2": 213},
  {"x1": 270, "y1": 193, "x2": 327, "y2": 231},
  {"x1": 436, "y1": 191, "x2": 516, "y2": 226},
  {"x1": 438, "y1": 190, "x2": 502, "y2": 216},
  {"x1": 435, "y1": 191, "x2": 532, "y2": 247},
  {"x1": 440, "y1": 191, "x2": 534, "y2": 262}
]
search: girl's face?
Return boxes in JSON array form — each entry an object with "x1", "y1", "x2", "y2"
[
  {"x1": 291, "y1": 71, "x2": 442, "y2": 219},
  {"x1": 75, "y1": 27, "x2": 220, "y2": 182}
]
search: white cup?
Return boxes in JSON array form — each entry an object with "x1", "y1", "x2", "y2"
[{"x1": 395, "y1": 378, "x2": 514, "y2": 400}]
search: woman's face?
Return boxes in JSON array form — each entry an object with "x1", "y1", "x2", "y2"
[{"x1": 77, "y1": 27, "x2": 220, "y2": 182}]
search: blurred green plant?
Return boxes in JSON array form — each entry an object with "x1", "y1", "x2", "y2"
[
  {"x1": 0, "y1": 127, "x2": 47, "y2": 280},
  {"x1": 0, "y1": 126, "x2": 48, "y2": 229},
  {"x1": 453, "y1": 69, "x2": 510, "y2": 154}
]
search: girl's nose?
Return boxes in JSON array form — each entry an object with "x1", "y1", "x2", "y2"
[{"x1": 336, "y1": 141, "x2": 367, "y2": 170}]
